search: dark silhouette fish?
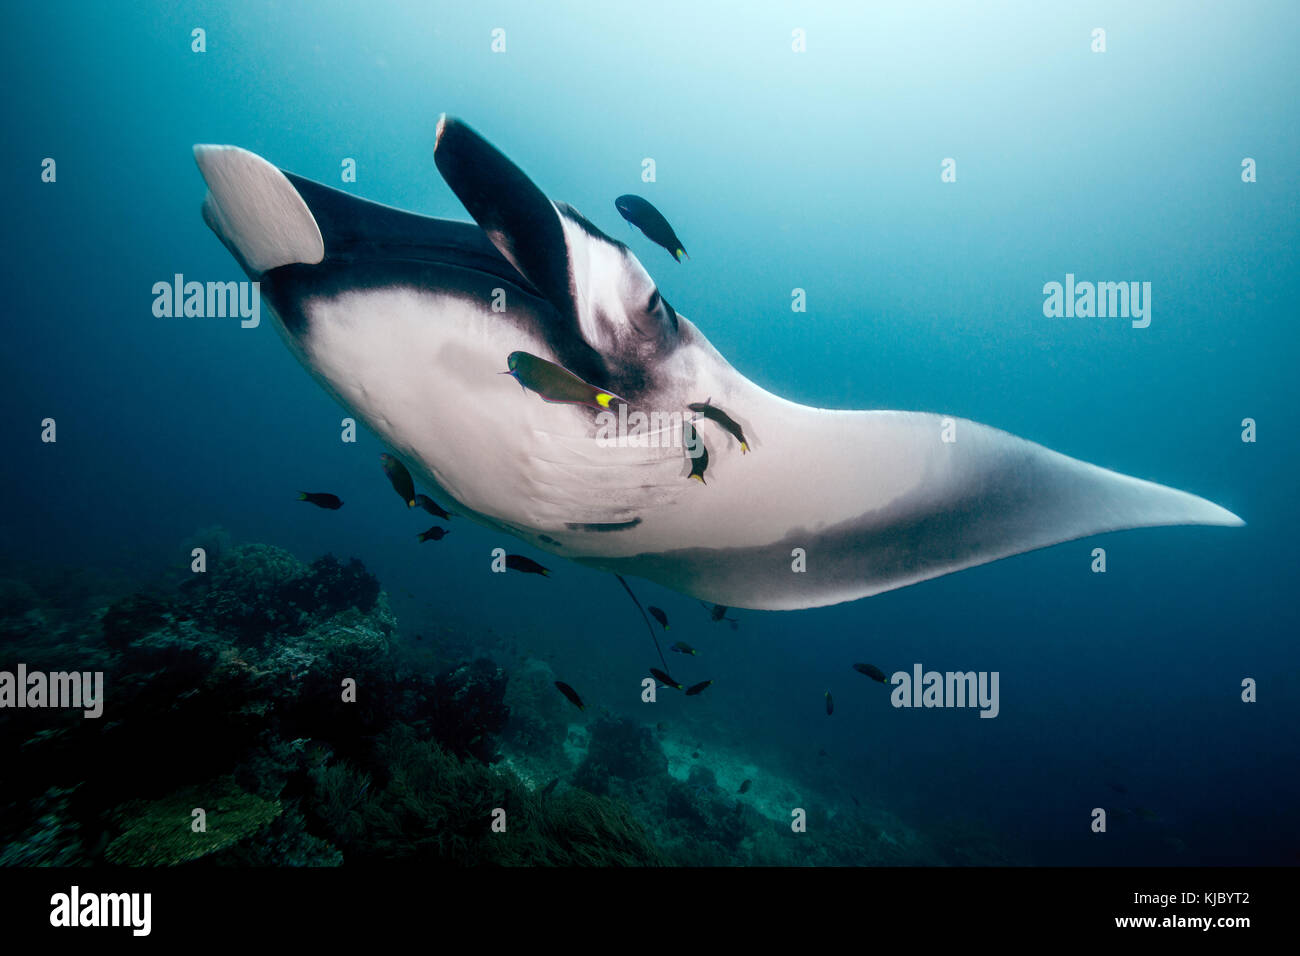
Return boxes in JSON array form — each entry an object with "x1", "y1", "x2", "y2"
[
  {"x1": 554, "y1": 681, "x2": 584, "y2": 711},
  {"x1": 702, "y1": 602, "x2": 736, "y2": 624},
  {"x1": 614, "y1": 194, "x2": 688, "y2": 262},
  {"x1": 505, "y1": 554, "x2": 550, "y2": 576},
  {"x1": 648, "y1": 606, "x2": 670, "y2": 630},
  {"x1": 689, "y1": 400, "x2": 750, "y2": 454},
  {"x1": 297, "y1": 492, "x2": 342, "y2": 509},
  {"x1": 415, "y1": 493, "x2": 452, "y2": 520},
  {"x1": 684, "y1": 421, "x2": 709, "y2": 484},
  {"x1": 670, "y1": 641, "x2": 697, "y2": 656},
  {"x1": 417, "y1": 526, "x2": 449, "y2": 542},
  {"x1": 684, "y1": 680, "x2": 713, "y2": 696},
  {"x1": 649, "y1": 667, "x2": 682, "y2": 690},
  {"x1": 738, "y1": 779, "x2": 752, "y2": 794},
  {"x1": 380, "y1": 453, "x2": 416, "y2": 507},
  {"x1": 853, "y1": 663, "x2": 889, "y2": 684},
  {"x1": 825, "y1": 691, "x2": 834, "y2": 715}
]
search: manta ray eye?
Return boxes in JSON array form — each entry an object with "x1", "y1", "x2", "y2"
[{"x1": 646, "y1": 289, "x2": 661, "y2": 312}]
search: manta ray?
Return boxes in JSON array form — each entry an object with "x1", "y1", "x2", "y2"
[{"x1": 193, "y1": 116, "x2": 1242, "y2": 611}]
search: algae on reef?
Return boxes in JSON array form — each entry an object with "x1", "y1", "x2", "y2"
[
  {"x1": 309, "y1": 725, "x2": 664, "y2": 866},
  {"x1": 0, "y1": 538, "x2": 667, "y2": 866},
  {"x1": 0, "y1": 535, "x2": 972, "y2": 866},
  {"x1": 104, "y1": 777, "x2": 282, "y2": 866}
]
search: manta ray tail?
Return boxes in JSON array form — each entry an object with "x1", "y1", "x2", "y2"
[{"x1": 615, "y1": 574, "x2": 669, "y2": 671}]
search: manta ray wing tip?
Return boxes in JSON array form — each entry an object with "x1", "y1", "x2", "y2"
[{"x1": 193, "y1": 142, "x2": 324, "y2": 274}]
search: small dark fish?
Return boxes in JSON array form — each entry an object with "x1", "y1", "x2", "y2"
[
  {"x1": 505, "y1": 554, "x2": 551, "y2": 577},
  {"x1": 615, "y1": 194, "x2": 688, "y2": 262},
  {"x1": 417, "y1": 526, "x2": 449, "y2": 542},
  {"x1": 380, "y1": 453, "x2": 417, "y2": 507},
  {"x1": 554, "y1": 681, "x2": 584, "y2": 711},
  {"x1": 692, "y1": 751, "x2": 701, "y2": 759},
  {"x1": 699, "y1": 602, "x2": 739, "y2": 627},
  {"x1": 853, "y1": 663, "x2": 890, "y2": 684},
  {"x1": 850, "y1": 794, "x2": 861, "y2": 808},
  {"x1": 648, "y1": 606, "x2": 670, "y2": 630},
  {"x1": 683, "y1": 421, "x2": 709, "y2": 484},
  {"x1": 539, "y1": 777, "x2": 560, "y2": 798},
  {"x1": 414, "y1": 493, "x2": 452, "y2": 520},
  {"x1": 738, "y1": 779, "x2": 752, "y2": 794},
  {"x1": 688, "y1": 400, "x2": 750, "y2": 454},
  {"x1": 825, "y1": 691, "x2": 834, "y2": 716},
  {"x1": 297, "y1": 492, "x2": 342, "y2": 510},
  {"x1": 649, "y1": 667, "x2": 682, "y2": 690},
  {"x1": 670, "y1": 641, "x2": 697, "y2": 656},
  {"x1": 684, "y1": 680, "x2": 713, "y2": 696},
  {"x1": 504, "y1": 351, "x2": 625, "y2": 409}
]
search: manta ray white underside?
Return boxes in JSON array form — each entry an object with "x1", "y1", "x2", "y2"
[{"x1": 193, "y1": 117, "x2": 1242, "y2": 610}]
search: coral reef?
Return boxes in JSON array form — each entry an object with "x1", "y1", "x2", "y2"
[
  {"x1": 210, "y1": 806, "x2": 344, "y2": 867},
  {"x1": 0, "y1": 786, "x2": 86, "y2": 866},
  {"x1": 502, "y1": 657, "x2": 570, "y2": 761},
  {"x1": 101, "y1": 593, "x2": 171, "y2": 650},
  {"x1": 192, "y1": 543, "x2": 310, "y2": 641},
  {"x1": 0, "y1": 538, "x2": 653, "y2": 866},
  {"x1": 283, "y1": 554, "x2": 381, "y2": 620},
  {"x1": 308, "y1": 726, "x2": 663, "y2": 865},
  {"x1": 0, "y1": 533, "x2": 988, "y2": 868},
  {"x1": 426, "y1": 658, "x2": 509, "y2": 763},
  {"x1": 104, "y1": 777, "x2": 283, "y2": 866},
  {"x1": 187, "y1": 545, "x2": 380, "y2": 645},
  {"x1": 572, "y1": 716, "x2": 668, "y2": 795}
]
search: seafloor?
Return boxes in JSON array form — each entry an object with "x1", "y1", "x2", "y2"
[{"x1": 0, "y1": 533, "x2": 1016, "y2": 866}]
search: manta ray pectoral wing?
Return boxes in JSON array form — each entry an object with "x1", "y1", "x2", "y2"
[
  {"x1": 196, "y1": 142, "x2": 531, "y2": 289},
  {"x1": 434, "y1": 115, "x2": 577, "y2": 322},
  {"x1": 194, "y1": 144, "x2": 324, "y2": 276},
  {"x1": 597, "y1": 407, "x2": 1244, "y2": 611}
]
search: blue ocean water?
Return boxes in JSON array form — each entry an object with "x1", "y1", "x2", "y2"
[{"x1": 2, "y1": 0, "x2": 1296, "y2": 865}]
